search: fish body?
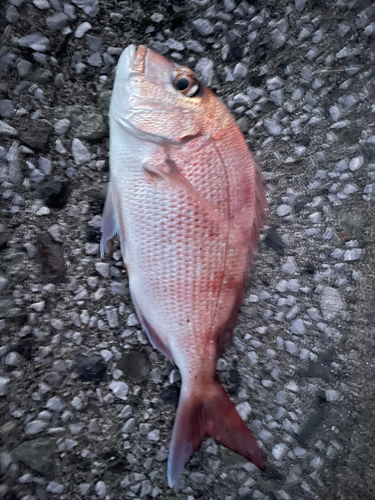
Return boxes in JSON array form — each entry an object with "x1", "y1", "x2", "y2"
[{"x1": 101, "y1": 45, "x2": 267, "y2": 487}]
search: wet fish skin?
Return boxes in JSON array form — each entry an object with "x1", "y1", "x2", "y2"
[{"x1": 101, "y1": 44, "x2": 267, "y2": 487}]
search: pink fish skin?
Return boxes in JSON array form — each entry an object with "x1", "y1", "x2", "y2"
[{"x1": 101, "y1": 45, "x2": 268, "y2": 487}]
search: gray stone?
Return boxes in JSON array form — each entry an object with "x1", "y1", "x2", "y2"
[
  {"x1": 110, "y1": 12, "x2": 123, "y2": 23},
  {"x1": 78, "y1": 484, "x2": 91, "y2": 495},
  {"x1": 95, "y1": 262, "x2": 109, "y2": 277},
  {"x1": 349, "y1": 156, "x2": 364, "y2": 171},
  {"x1": 140, "y1": 480, "x2": 152, "y2": 497},
  {"x1": 46, "y1": 396, "x2": 65, "y2": 412},
  {"x1": 271, "y1": 29, "x2": 286, "y2": 48},
  {"x1": 87, "y1": 53, "x2": 102, "y2": 67},
  {"x1": 85, "y1": 242, "x2": 99, "y2": 255},
  {"x1": 282, "y1": 257, "x2": 297, "y2": 275},
  {"x1": 54, "y1": 73, "x2": 65, "y2": 88},
  {"x1": 272, "y1": 443, "x2": 288, "y2": 460},
  {"x1": 32, "y1": 68, "x2": 53, "y2": 85},
  {"x1": 233, "y1": 63, "x2": 248, "y2": 79},
  {"x1": 264, "y1": 118, "x2": 283, "y2": 136},
  {"x1": 270, "y1": 89, "x2": 283, "y2": 106},
  {"x1": 6, "y1": 5, "x2": 20, "y2": 23},
  {"x1": 277, "y1": 204, "x2": 291, "y2": 217},
  {"x1": 103, "y1": 53, "x2": 115, "y2": 67},
  {"x1": 267, "y1": 76, "x2": 283, "y2": 90},
  {"x1": 290, "y1": 318, "x2": 306, "y2": 335},
  {"x1": 7, "y1": 141, "x2": 21, "y2": 185},
  {"x1": 75, "y1": 22, "x2": 92, "y2": 38},
  {"x1": 5, "y1": 352, "x2": 22, "y2": 366},
  {"x1": 54, "y1": 118, "x2": 71, "y2": 135},
  {"x1": 326, "y1": 390, "x2": 340, "y2": 402},
  {"x1": 65, "y1": 105, "x2": 108, "y2": 141},
  {"x1": 12, "y1": 439, "x2": 55, "y2": 475},
  {"x1": 117, "y1": 351, "x2": 150, "y2": 382},
  {"x1": 0, "y1": 377, "x2": 9, "y2": 396},
  {"x1": 33, "y1": 0, "x2": 50, "y2": 9},
  {"x1": 0, "y1": 121, "x2": 17, "y2": 136},
  {"x1": 344, "y1": 249, "x2": 362, "y2": 261},
  {"x1": 109, "y1": 381, "x2": 128, "y2": 400},
  {"x1": 193, "y1": 19, "x2": 214, "y2": 36},
  {"x1": 0, "y1": 100, "x2": 14, "y2": 118},
  {"x1": 71, "y1": 0, "x2": 99, "y2": 17},
  {"x1": 122, "y1": 418, "x2": 136, "y2": 433},
  {"x1": 86, "y1": 34, "x2": 102, "y2": 52},
  {"x1": 95, "y1": 481, "x2": 106, "y2": 498},
  {"x1": 25, "y1": 420, "x2": 48, "y2": 435},
  {"x1": 47, "y1": 482, "x2": 64, "y2": 494},
  {"x1": 195, "y1": 58, "x2": 214, "y2": 86},
  {"x1": 18, "y1": 32, "x2": 49, "y2": 52},
  {"x1": 147, "y1": 429, "x2": 160, "y2": 441},
  {"x1": 106, "y1": 308, "x2": 119, "y2": 328},
  {"x1": 72, "y1": 138, "x2": 90, "y2": 165},
  {"x1": 186, "y1": 40, "x2": 204, "y2": 53},
  {"x1": 46, "y1": 12, "x2": 68, "y2": 30}
]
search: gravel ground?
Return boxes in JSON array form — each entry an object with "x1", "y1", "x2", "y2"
[{"x1": 1, "y1": 0, "x2": 375, "y2": 499}]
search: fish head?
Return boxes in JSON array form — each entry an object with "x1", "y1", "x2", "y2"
[{"x1": 110, "y1": 45, "x2": 231, "y2": 144}]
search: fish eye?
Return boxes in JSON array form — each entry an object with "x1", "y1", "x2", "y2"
[
  {"x1": 175, "y1": 77, "x2": 189, "y2": 91},
  {"x1": 173, "y1": 71, "x2": 201, "y2": 98}
]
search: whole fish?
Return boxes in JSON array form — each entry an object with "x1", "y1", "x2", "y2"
[{"x1": 101, "y1": 44, "x2": 267, "y2": 487}]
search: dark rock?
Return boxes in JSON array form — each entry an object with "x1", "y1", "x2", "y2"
[
  {"x1": 295, "y1": 135, "x2": 311, "y2": 146},
  {"x1": 88, "y1": 188, "x2": 105, "y2": 215},
  {"x1": 117, "y1": 351, "x2": 150, "y2": 383},
  {"x1": 227, "y1": 361, "x2": 241, "y2": 396},
  {"x1": 0, "y1": 232, "x2": 9, "y2": 251},
  {"x1": 86, "y1": 226, "x2": 100, "y2": 243},
  {"x1": 294, "y1": 199, "x2": 306, "y2": 214},
  {"x1": 220, "y1": 448, "x2": 246, "y2": 465},
  {"x1": 336, "y1": 210, "x2": 364, "y2": 241},
  {"x1": 97, "y1": 91, "x2": 112, "y2": 115},
  {"x1": 65, "y1": 105, "x2": 108, "y2": 141},
  {"x1": 228, "y1": 42, "x2": 243, "y2": 62},
  {"x1": 32, "y1": 68, "x2": 53, "y2": 86},
  {"x1": 0, "y1": 300, "x2": 22, "y2": 319},
  {"x1": 37, "y1": 179, "x2": 70, "y2": 209},
  {"x1": 0, "y1": 100, "x2": 15, "y2": 118},
  {"x1": 264, "y1": 227, "x2": 285, "y2": 256},
  {"x1": 14, "y1": 337, "x2": 34, "y2": 361},
  {"x1": 254, "y1": 44, "x2": 267, "y2": 64},
  {"x1": 20, "y1": 122, "x2": 53, "y2": 153},
  {"x1": 297, "y1": 362, "x2": 330, "y2": 382},
  {"x1": 160, "y1": 385, "x2": 180, "y2": 407},
  {"x1": 296, "y1": 407, "x2": 325, "y2": 446},
  {"x1": 75, "y1": 354, "x2": 107, "y2": 383},
  {"x1": 304, "y1": 262, "x2": 315, "y2": 274},
  {"x1": 248, "y1": 74, "x2": 264, "y2": 87},
  {"x1": 37, "y1": 233, "x2": 66, "y2": 281},
  {"x1": 263, "y1": 464, "x2": 285, "y2": 481},
  {"x1": 12, "y1": 438, "x2": 56, "y2": 476}
]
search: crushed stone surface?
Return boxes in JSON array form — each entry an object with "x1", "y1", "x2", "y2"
[{"x1": 1, "y1": 0, "x2": 375, "y2": 499}]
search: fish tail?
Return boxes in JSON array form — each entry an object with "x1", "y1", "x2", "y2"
[{"x1": 167, "y1": 377, "x2": 265, "y2": 488}]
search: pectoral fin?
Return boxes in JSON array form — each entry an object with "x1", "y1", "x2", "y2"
[
  {"x1": 100, "y1": 182, "x2": 126, "y2": 258},
  {"x1": 143, "y1": 152, "x2": 224, "y2": 227}
]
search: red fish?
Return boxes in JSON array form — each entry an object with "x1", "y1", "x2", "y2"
[{"x1": 101, "y1": 45, "x2": 267, "y2": 487}]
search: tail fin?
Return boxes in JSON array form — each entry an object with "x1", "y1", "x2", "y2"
[{"x1": 167, "y1": 377, "x2": 265, "y2": 488}]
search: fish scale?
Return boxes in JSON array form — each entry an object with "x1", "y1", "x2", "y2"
[{"x1": 101, "y1": 44, "x2": 267, "y2": 488}]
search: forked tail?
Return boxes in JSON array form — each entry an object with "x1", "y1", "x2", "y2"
[{"x1": 167, "y1": 377, "x2": 265, "y2": 488}]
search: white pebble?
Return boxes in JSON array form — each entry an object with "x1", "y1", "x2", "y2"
[
  {"x1": 109, "y1": 381, "x2": 129, "y2": 400},
  {"x1": 272, "y1": 443, "x2": 288, "y2": 460}
]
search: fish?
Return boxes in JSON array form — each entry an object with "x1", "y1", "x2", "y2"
[{"x1": 100, "y1": 44, "x2": 268, "y2": 487}]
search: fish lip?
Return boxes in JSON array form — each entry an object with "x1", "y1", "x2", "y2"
[{"x1": 132, "y1": 45, "x2": 147, "y2": 74}]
